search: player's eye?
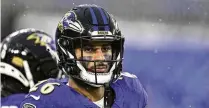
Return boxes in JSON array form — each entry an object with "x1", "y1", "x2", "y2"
[
  {"x1": 102, "y1": 45, "x2": 111, "y2": 52},
  {"x1": 83, "y1": 46, "x2": 94, "y2": 53}
]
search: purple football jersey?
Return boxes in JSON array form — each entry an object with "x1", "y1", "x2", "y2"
[{"x1": 20, "y1": 72, "x2": 147, "y2": 108}]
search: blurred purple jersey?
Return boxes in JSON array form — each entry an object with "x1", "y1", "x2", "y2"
[
  {"x1": 20, "y1": 72, "x2": 147, "y2": 108},
  {"x1": 1, "y1": 93, "x2": 26, "y2": 108}
]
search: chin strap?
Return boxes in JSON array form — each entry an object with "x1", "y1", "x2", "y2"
[{"x1": 104, "y1": 83, "x2": 115, "y2": 108}]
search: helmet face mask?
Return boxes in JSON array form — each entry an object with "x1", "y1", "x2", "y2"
[{"x1": 57, "y1": 34, "x2": 124, "y2": 87}]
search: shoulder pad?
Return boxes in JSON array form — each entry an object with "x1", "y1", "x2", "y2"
[
  {"x1": 112, "y1": 72, "x2": 148, "y2": 108},
  {"x1": 121, "y1": 72, "x2": 137, "y2": 78}
]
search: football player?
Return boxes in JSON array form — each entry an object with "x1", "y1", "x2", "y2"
[
  {"x1": 20, "y1": 4, "x2": 148, "y2": 108},
  {"x1": 1, "y1": 28, "x2": 61, "y2": 107}
]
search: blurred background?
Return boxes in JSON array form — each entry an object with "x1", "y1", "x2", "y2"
[{"x1": 1, "y1": 0, "x2": 209, "y2": 107}]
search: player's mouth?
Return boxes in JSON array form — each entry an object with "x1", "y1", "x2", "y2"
[{"x1": 88, "y1": 66, "x2": 108, "y2": 73}]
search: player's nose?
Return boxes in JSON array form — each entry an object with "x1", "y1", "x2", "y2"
[{"x1": 93, "y1": 49, "x2": 105, "y2": 60}]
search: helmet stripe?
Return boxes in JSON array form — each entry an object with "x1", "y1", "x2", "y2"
[
  {"x1": 98, "y1": 7, "x2": 110, "y2": 31},
  {"x1": 89, "y1": 7, "x2": 98, "y2": 31},
  {"x1": 98, "y1": 8, "x2": 108, "y2": 24}
]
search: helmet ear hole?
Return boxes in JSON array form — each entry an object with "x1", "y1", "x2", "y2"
[
  {"x1": 62, "y1": 62, "x2": 77, "y2": 76},
  {"x1": 36, "y1": 66, "x2": 41, "y2": 72},
  {"x1": 60, "y1": 39, "x2": 69, "y2": 47},
  {"x1": 66, "y1": 66, "x2": 73, "y2": 75}
]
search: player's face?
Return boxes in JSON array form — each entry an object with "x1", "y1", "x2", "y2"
[{"x1": 75, "y1": 41, "x2": 112, "y2": 73}]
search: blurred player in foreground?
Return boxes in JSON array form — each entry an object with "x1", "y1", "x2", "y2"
[
  {"x1": 0, "y1": 28, "x2": 61, "y2": 107},
  {"x1": 20, "y1": 4, "x2": 148, "y2": 108}
]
